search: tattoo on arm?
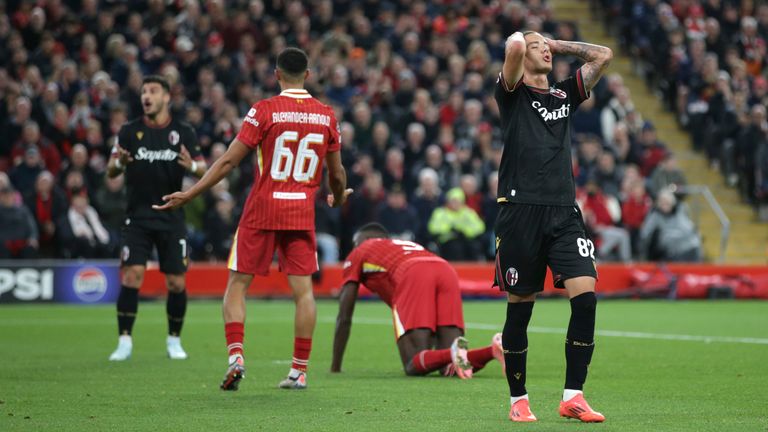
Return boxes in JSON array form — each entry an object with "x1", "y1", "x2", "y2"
[{"x1": 554, "y1": 41, "x2": 613, "y2": 92}]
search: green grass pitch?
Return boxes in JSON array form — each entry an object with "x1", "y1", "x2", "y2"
[{"x1": 1, "y1": 299, "x2": 767, "y2": 431}]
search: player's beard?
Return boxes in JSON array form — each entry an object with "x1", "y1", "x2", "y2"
[{"x1": 144, "y1": 100, "x2": 165, "y2": 120}]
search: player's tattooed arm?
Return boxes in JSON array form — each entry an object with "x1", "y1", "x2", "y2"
[
  {"x1": 547, "y1": 39, "x2": 613, "y2": 91},
  {"x1": 331, "y1": 281, "x2": 360, "y2": 373}
]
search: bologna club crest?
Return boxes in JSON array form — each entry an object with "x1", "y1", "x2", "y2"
[
  {"x1": 505, "y1": 267, "x2": 519, "y2": 287},
  {"x1": 168, "y1": 130, "x2": 180, "y2": 146},
  {"x1": 550, "y1": 88, "x2": 568, "y2": 99}
]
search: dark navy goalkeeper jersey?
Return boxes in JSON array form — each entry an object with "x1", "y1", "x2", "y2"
[
  {"x1": 113, "y1": 117, "x2": 202, "y2": 229},
  {"x1": 493, "y1": 69, "x2": 589, "y2": 206}
]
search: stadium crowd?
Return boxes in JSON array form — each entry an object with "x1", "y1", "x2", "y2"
[
  {"x1": 603, "y1": 0, "x2": 768, "y2": 214},
  {"x1": 0, "y1": 0, "x2": 704, "y2": 263}
]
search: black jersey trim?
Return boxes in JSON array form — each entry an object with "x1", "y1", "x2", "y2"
[
  {"x1": 499, "y1": 72, "x2": 524, "y2": 92},
  {"x1": 576, "y1": 68, "x2": 588, "y2": 100},
  {"x1": 143, "y1": 115, "x2": 172, "y2": 129}
]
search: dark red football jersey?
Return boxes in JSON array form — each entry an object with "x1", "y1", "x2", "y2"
[
  {"x1": 342, "y1": 238, "x2": 442, "y2": 306},
  {"x1": 236, "y1": 89, "x2": 341, "y2": 230}
]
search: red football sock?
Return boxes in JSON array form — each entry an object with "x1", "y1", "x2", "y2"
[
  {"x1": 467, "y1": 346, "x2": 495, "y2": 371},
  {"x1": 411, "y1": 349, "x2": 452, "y2": 374},
  {"x1": 225, "y1": 322, "x2": 244, "y2": 356},
  {"x1": 292, "y1": 337, "x2": 312, "y2": 372}
]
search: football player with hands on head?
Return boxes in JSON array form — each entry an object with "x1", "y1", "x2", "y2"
[{"x1": 493, "y1": 31, "x2": 612, "y2": 422}]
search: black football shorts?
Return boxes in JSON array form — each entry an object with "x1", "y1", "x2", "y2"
[
  {"x1": 120, "y1": 220, "x2": 189, "y2": 274},
  {"x1": 494, "y1": 203, "x2": 597, "y2": 294}
]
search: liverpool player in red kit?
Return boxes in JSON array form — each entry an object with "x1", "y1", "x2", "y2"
[
  {"x1": 331, "y1": 223, "x2": 504, "y2": 378},
  {"x1": 155, "y1": 48, "x2": 350, "y2": 390}
]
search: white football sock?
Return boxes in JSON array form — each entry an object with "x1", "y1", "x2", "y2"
[
  {"x1": 563, "y1": 389, "x2": 583, "y2": 401},
  {"x1": 510, "y1": 394, "x2": 529, "y2": 405},
  {"x1": 118, "y1": 335, "x2": 132, "y2": 345},
  {"x1": 288, "y1": 368, "x2": 303, "y2": 378},
  {"x1": 228, "y1": 353, "x2": 243, "y2": 365}
]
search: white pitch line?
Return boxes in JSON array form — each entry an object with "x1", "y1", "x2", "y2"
[{"x1": 335, "y1": 317, "x2": 768, "y2": 346}]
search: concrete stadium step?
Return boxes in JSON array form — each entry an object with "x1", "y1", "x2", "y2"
[{"x1": 550, "y1": 0, "x2": 766, "y2": 264}]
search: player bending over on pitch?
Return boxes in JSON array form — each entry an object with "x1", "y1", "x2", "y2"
[
  {"x1": 332, "y1": 223, "x2": 504, "y2": 378},
  {"x1": 155, "y1": 47, "x2": 351, "y2": 391},
  {"x1": 493, "y1": 31, "x2": 612, "y2": 422}
]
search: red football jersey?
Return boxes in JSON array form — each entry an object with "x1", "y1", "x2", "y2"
[
  {"x1": 236, "y1": 89, "x2": 341, "y2": 230},
  {"x1": 342, "y1": 238, "x2": 442, "y2": 306}
]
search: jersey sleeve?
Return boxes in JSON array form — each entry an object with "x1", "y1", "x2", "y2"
[
  {"x1": 559, "y1": 69, "x2": 590, "y2": 109},
  {"x1": 327, "y1": 110, "x2": 341, "y2": 153},
  {"x1": 342, "y1": 246, "x2": 365, "y2": 285},
  {"x1": 236, "y1": 103, "x2": 267, "y2": 149},
  {"x1": 183, "y1": 124, "x2": 204, "y2": 160},
  {"x1": 494, "y1": 72, "x2": 524, "y2": 111}
]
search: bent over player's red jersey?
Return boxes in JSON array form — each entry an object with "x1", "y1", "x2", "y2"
[
  {"x1": 342, "y1": 238, "x2": 442, "y2": 306},
  {"x1": 236, "y1": 89, "x2": 341, "y2": 230}
]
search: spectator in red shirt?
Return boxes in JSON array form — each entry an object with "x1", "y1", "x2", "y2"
[
  {"x1": 621, "y1": 180, "x2": 652, "y2": 257},
  {"x1": 578, "y1": 181, "x2": 632, "y2": 262},
  {"x1": 23, "y1": 171, "x2": 67, "y2": 257}
]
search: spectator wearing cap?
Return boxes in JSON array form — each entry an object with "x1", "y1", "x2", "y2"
[
  {"x1": 0, "y1": 184, "x2": 38, "y2": 259},
  {"x1": 376, "y1": 186, "x2": 419, "y2": 241},
  {"x1": 23, "y1": 171, "x2": 67, "y2": 257},
  {"x1": 638, "y1": 121, "x2": 668, "y2": 177},
  {"x1": 10, "y1": 146, "x2": 44, "y2": 195},
  {"x1": 427, "y1": 187, "x2": 485, "y2": 261}
]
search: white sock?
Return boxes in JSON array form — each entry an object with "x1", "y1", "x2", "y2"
[
  {"x1": 118, "y1": 335, "x2": 132, "y2": 345},
  {"x1": 228, "y1": 354, "x2": 243, "y2": 365},
  {"x1": 563, "y1": 389, "x2": 583, "y2": 402},
  {"x1": 166, "y1": 335, "x2": 180, "y2": 344},
  {"x1": 288, "y1": 367, "x2": 303, "y2": 378},
  {"x1": 510, "y1": 394, "x2": 529, "y2": 405}
]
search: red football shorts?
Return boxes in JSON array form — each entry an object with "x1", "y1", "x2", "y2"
[
  {"x1": 227, "y1": 226, "x2": 318, "y2": 276},
  {"x1": 391, "y1": 259, "x2": 465, "y2": 339}
]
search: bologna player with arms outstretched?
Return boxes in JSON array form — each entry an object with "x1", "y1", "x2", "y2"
[
  {"x1": 494, "y1": 32, "x2": 612, "y2": 422},
  {"x1": 155, "y1": 48, "x2": 350, "y2": 390},
  {"x1": 107, "y1": 75, "x2": 207, "y2": 362},
  {"x1": 332, "y1": 223, "x2": 504, "y2": 379}
]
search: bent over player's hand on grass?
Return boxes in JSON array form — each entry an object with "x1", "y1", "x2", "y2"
[
  {"x1": 152, "y1": 191, "x2": 190, "y2": 211},
  {"x1": 327, "y1": 188, "x2": 353, "y2": 208}
]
